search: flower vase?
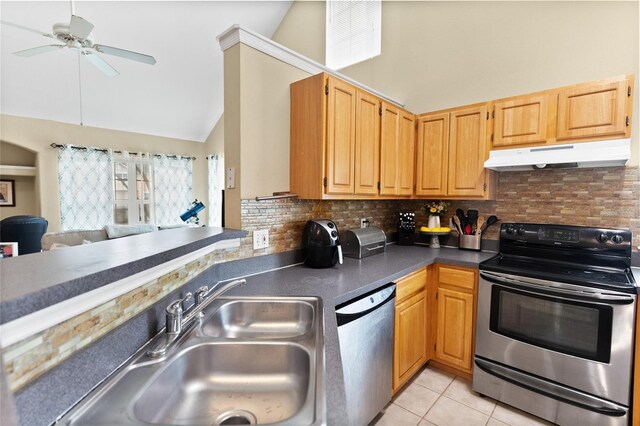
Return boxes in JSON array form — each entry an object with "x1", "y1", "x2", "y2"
[
  {"x1": 428, "y1": 215, "x2": 441, "y2": 248},
  {"x1": 428, "y1": 215, "x2": 440, "y2": 229}
]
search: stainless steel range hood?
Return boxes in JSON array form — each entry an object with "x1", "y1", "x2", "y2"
[{"x1": 484, "y1": 139, "x2": 631, "y2": 171}]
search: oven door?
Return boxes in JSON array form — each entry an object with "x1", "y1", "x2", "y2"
[{"x1": 475, "y1": 270, "x2": 636, "y2": 405}]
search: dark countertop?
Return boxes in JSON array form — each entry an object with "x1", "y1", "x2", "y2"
[
  {"x1": 11, "y1": 243, "x2": 495, "y2": 426},
  {"x1": 215, "y1": 244, "x2": 496, "y2": 425},
  {"x1": 0, "y1": 227, "x2": 245, "y2": 324}
]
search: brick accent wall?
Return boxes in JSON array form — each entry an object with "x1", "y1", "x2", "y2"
[
  {"x1": 444, "y1": 167, "x2": 640, "y2": 250},
  {"x1": 238, "y1": 199, "x2": 403, "y2": 258},
  {"x1": 239, "y1": 167, "x2": 640, "y2": 256}
]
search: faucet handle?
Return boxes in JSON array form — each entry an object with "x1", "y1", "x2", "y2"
[
  {"x1": 167, "y1": 292, "x2": 193, "y2": 315},
  {"x1": 194, "y1": 286, "x2": 209, "y2": 305}
]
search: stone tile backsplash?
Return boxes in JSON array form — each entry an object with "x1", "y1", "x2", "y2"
[{"x1": 240, "y1": 167, "x2": 640, "y2": 255}]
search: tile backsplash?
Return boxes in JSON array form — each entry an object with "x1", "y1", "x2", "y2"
[
  {"x1": 240, "y1": 167, "x2": 640, "y2": 256},
  {"x1": 445, "y1": 166, "x2": 640, "y2": 250}
]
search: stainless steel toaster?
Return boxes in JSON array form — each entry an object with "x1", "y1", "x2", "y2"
[{"x1": 342, "y1": 227, "x2": 386, "y2": 259}]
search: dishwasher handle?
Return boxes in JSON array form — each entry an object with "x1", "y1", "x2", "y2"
[{"x1": 336, "y1": 283, "x2": 396, "y2": 326}]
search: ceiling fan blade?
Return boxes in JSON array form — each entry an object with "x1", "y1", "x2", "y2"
[
  {"x1": 93, "y1": 44, "x2": 156, "y2": 65},
  {"x1": 82, "y1": 51, "x2": 119, "y2": 76},
  {"x1": 69, "y1": 15, "x2": 94, "y2": 39},
  {"x1": 1, "y1": 20, "x2": 55, "y2": 39},
  {"x1": 13, "y1": 45, "x2": 64, "y2": 57}
]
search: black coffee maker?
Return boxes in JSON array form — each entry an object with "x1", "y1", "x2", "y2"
[{"x1": 301, "y1": 219, "x2": 344, "y2": 268}]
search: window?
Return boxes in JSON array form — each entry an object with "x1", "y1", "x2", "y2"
[
  {"x1": 113, "y1": 155, "x2": 155, "y2": 225},
  {"x1": 57, "y1": 145, "x2": 193, "y2": 230},
  {"x1": 326, "y1": 0, "x2": 381, "y2": 70}
]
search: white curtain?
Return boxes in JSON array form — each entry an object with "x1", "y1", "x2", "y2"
[
  {"x1": 208, "y1": 154, "x2": 224, "y2": 227},
  {"x1": 153, "y1": 154, "x2": 193, "y2": 226},
  {"x1": 58, "y1": 145, "x2": 114, "y2": 230}
]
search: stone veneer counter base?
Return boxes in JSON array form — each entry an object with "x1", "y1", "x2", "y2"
[{"x1": 0, "y1": 227, "x2": 246, "y2": 324}]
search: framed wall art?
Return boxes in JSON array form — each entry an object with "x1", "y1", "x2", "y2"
[{"x1": 0, "y1": 179, "x2": 16, "y2": 207}]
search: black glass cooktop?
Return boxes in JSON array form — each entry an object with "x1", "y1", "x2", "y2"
[
  {"x1": 481, "y1": 254, "x2": 637, "y2": 293},
  {"x1": 481, "y1": 223, "x2": 637, "y2": 293}
]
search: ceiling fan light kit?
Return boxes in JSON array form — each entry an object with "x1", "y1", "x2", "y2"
[{"x1": 2, "y1": 12, "x2": 156, "y2": 76}]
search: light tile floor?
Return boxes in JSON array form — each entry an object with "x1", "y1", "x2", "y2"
[{"x1": 372, "y1": 365, "x2": 553, "y2": 426}]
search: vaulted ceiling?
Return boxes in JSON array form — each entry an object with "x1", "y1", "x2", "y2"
[{"x1": 0, "y1": 1, "x2": 292, "y2": 141}]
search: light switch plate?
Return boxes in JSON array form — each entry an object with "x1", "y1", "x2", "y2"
[
  {"x1": 253, "y1": 229, "x2": 269, "y2": 249},
  {"x1": 226, "y1": 167, "x2": 236, "y2": 189}
]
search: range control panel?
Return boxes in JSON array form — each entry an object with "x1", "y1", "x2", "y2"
[{"x1": 500, "y1": 223, "x2": 631, "y2": 250}]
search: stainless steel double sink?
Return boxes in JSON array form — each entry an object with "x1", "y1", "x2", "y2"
[{"x1": 62, "y1": 297, "x2": 324, "y2": 425}]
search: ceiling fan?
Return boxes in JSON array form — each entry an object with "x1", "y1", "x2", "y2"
[{"x1": 1, "y1": 8, "x2": 156, "y2": 76}]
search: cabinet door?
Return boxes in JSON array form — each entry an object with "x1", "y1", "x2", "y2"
[
  {"x1": 380, "y1": 102, "x2": 400, "y2": 196},
  {"x1": 557, "y1": 80, "x2": 628, "y2": 140},
  {"x1": 326, "y1": 77, "x2": 357, "y2": 194},
  {"x1": 393, "y1": 290, "x2": 427, "y2": 392},
  {"x1": 416, "y1": 113, "x2": 449, "y2": 197},
  {"x1": 398, "y1": 111, "x2": 416, "y2": 196},
  {"x1": 435, "y1": 287, "x2": 474, "y2": 371},
  {"x1": 448, "y1": 105, "x2": 488, "y2": 198},
  {"x1": 354, "y1": 91, "x2": 381, "y2": 195},
  {"x1": 493, "y1": 94, "x2": 549, "y2": 147}
]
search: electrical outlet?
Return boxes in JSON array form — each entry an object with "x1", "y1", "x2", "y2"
[
  {"x1": 253, "y1": 229, "x2": 269, "y2": 249},
  {"x1": 360, "y1": 218, "x2": 369, "y2": 228}
]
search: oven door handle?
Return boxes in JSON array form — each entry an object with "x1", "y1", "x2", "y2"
[
  {"x1": 480, "y1": 271, "x2": 635, "y2": 305},
  {"x1": 475, "y1": 357, "x2": 628, "y2": 417}
]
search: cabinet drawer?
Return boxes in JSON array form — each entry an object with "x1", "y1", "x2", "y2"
[
  {"x1": 437, "y1": 265, "x2": 475, "y2": 291},
  {"x1": 395, "y1": 268, "x2": 427, "y2": 303}
]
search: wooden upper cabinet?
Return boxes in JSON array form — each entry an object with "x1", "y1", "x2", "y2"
[
  {"x1": 557, "y1": 79, "x2": 630, "y2": 140},
  {"x1": 416, "y1": 113, "x2": 449, "y2": 197},
  {"x1": 398, "y1": 111, "x2": 416, "y2": 196},
  {"x1": 354, "y1": 90, "x2": 381, "y2": 195},
  {"x1": 380, "y1": 102, "x2": 400, "y2": 196},
  {"x1": 448, "y1": 105, "x2": 488, "y2": 198},
  {"x1": 493, "y1": 94, "x2": 549, "y2": 147},
  {"x1": 380, "y1": 102, "x2": 415, "y2": 196},
  {"x1": 326, "y1": 77, "x2": 357, "y2": 194}
]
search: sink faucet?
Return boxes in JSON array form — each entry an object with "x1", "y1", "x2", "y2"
[{"x1": 147, "y1": 278, "x2": 247, "y2": 358}]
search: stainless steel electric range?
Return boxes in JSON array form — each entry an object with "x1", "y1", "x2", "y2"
[{"x1": 473, "y1": 223, "x2": 637, "y2": 426}]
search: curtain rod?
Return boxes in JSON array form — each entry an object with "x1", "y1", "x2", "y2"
[{"x1": 50, "y1": 143, "x2": 196, "y2": 160}]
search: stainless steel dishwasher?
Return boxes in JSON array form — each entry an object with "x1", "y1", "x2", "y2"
[{"x1": 336, "y1": 283, "x2": 396, "y2": 426}]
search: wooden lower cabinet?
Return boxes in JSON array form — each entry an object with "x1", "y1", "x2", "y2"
[
  {"x1": 391, "y1": 264, "x2": 478, "y2": 393},
  {"x1": 434, "y1": 287, "x2": 474, "y2": 372},
  {"x1": 393, "y1": 268, "x2": 428, "y2": 393},
  {"x1": 431, "y1": 264, "x2": 478, "y2": 377}
]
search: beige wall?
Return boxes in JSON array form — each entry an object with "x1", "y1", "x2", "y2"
[
  {"x1": 223, "y1": 44, "x2": 312, "y2": 227},
  {"x1": 0, "y1": 114, "x2": 209, "y2": 232},
  {"x1": 204, "y1": 115, "x2": 225, "y2": 155},
  {"x1": 0, "y1": 141, "x2": 36, "y2": 167},
  {"x1": 273, "y1": 0, "x2": 640, "y2": 165}
]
